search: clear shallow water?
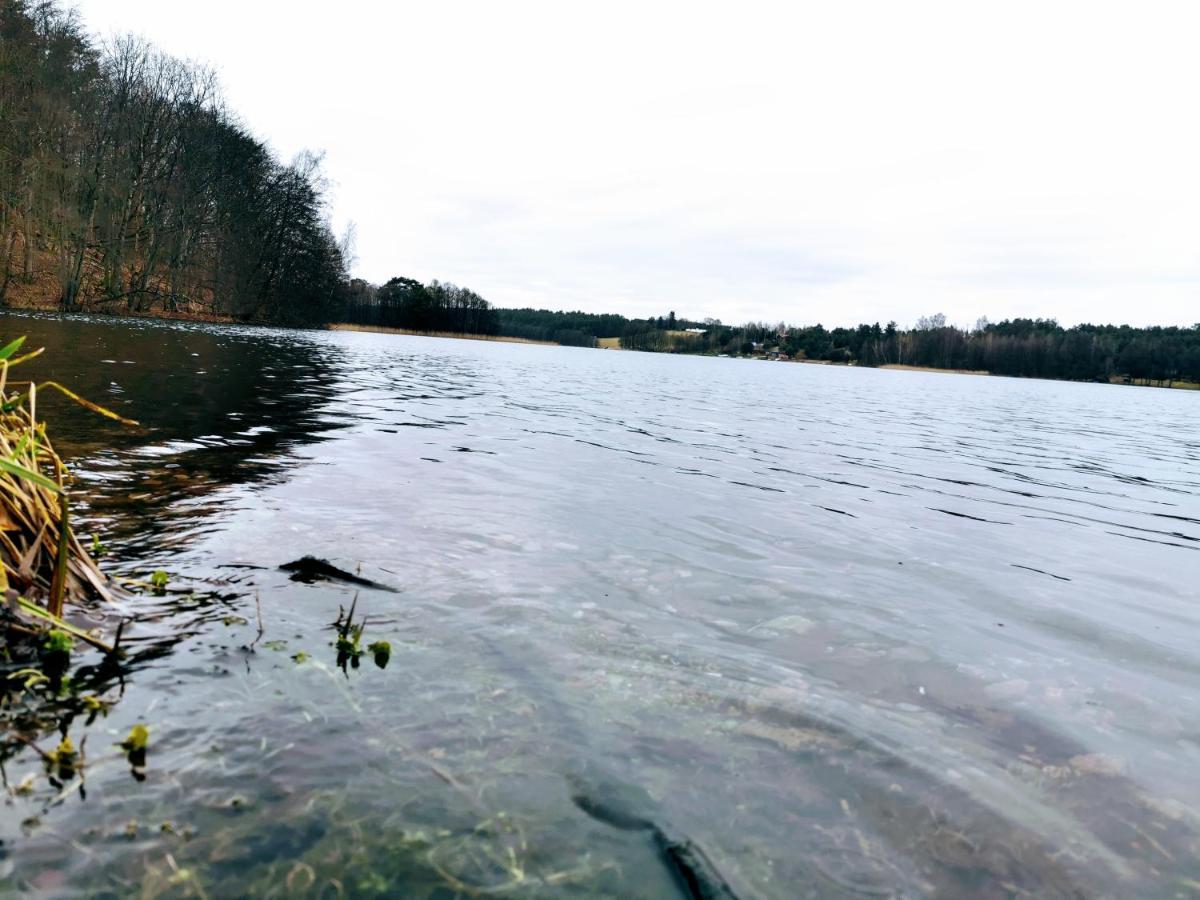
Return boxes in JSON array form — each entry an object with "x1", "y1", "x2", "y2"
[{"x1": 2, "y1": 313, "x2": 1199, "y2": 897}]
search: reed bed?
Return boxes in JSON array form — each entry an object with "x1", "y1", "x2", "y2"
[{"x1": 0, "y1": 336, "x2": 137, "y2": 653}]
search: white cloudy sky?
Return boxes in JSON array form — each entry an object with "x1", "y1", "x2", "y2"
[{"x1": 73, "y1": 0, "x2": 1200, "y2": 327}]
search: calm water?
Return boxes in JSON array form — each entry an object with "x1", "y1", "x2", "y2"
[{"x1": 2, "y1": 313, "x2": 1199, "y2": 898}]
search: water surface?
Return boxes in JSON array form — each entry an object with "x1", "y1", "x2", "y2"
[{"x1": 2, "y1": 313, "x2": 1198, "y2": 897}]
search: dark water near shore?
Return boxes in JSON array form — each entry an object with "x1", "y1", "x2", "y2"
[{"x1": 2, "y1": 312, "x2": 1199, "y2": 897}]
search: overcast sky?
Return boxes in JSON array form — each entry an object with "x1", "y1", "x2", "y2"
[{"x1": 73, "y1": 0, "x2": 1200, "y2": 327}]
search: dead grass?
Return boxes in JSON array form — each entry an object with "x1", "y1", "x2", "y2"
[
  {"x1": 0, "y1": 336, "x2": 137, "y2": 651},
  {"x1": 879, "y1": 364, "x2": 991, "y2": 376}
]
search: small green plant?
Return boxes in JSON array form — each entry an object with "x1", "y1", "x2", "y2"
[
  {"x1": 81, "y1": 693, "x2": 111, "y2": 724},
  {"x1": 90, "y1": 533, "x2": 107, "y2": 558},
  {"x1": 149, "y1": 570, "x2": 169, "y2": 593},
  {"x1": 336, "y1": 624, "x2": 364, "y2": 663},
  {"x1": 330, "y1": 598, "x2": 394, "y2": 672},
  {"x1": 120, "y1": 723, "x2": 149, "y2": 754},
  {"x1": 367, "y1": 640, "x2": 391, "y2": 669},
  {"x1": 120, "y1": 723, "x2": 149, "y2": 776},
  {"x1": 333, "y1": 598, "x2": 366, "y2": 670},
  {"x1": 43, "y1": 629, "x2": 73, "y2": 655},
  {"x1": 41, "y1": 629, "x2": 73, "y2": 679},
  {"x1": 46, "y1": 735, "x2": 78, "y2": 779}
]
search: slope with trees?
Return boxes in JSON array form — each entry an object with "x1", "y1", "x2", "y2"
[{"x1": 0, "y1": 0, "x2": 347, "y2": 324}]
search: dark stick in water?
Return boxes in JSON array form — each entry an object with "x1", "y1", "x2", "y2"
[
  {"x1": 278, "y1": 556, "x2": 398, "y2": 592},
  {"x1": 479, "y1": 636, "x2": 739, "y2": 900}
]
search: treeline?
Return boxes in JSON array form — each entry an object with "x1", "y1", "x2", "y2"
[
  {"x1": 452, "y1": 305, "x2": 1200, "y2": 386},
  {"x1": 344, "y1": 277, "x2": 498, "y2": 334},
  {"x1": 751, "y1": 317, "x2": 1199, "y2": 385},
  {"x1": 633, "y1": 315, "x2": 1200, "y2": 385},
  {"x1": 494, "y1": 308, "x2": 627, "y2": 347},
  {"x1": 0, "y1": 0, "x2": 347, "y2": 323},
  {"x1": 343, "y1": 288, "x2": 628, "y2": 347}
]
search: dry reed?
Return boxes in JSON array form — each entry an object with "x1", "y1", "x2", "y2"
[{"x1": 0, "y1": 336, "x2": 137, "y2": 652}]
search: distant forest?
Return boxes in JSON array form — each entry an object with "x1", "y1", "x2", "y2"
[
  {"x1": 676, "y1": 315, "x2": 1200, "y2": 386},
  {"x1": 345, "y1": 281, "x2": 1200, "y2": 386},
  {"x1": 2, "y1": 1, "x2": 1196, "y2": 387}
]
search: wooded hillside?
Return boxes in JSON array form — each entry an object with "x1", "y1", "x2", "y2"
[{"x1": 0, "y1": 0, "x2": 347, "y2": 323}]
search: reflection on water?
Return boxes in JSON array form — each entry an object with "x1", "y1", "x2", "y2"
[
  {"x1": 8, "y1": 312, "x2": 349, "y2": 561},
  {"x1": 2, "y1": 313, "x2": 1199, "y2": 897}
]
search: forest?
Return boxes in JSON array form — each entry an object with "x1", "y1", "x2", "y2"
[
  {"x1": 0, "y1": 0, "x2": 347, "y2": 324},
  {"x1": 342, "y1": 281, "x2": 616, "y2": 347},
  {"x1": 343, "y1": 277, "x2": 499, "y2": 335}
]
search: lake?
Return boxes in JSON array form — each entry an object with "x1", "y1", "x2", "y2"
[{"x1": 2, "y1": 312, "x2": 1198, "y2": 897}]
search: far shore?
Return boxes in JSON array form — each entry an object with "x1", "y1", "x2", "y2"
[
  {"x1": 775, "y1": 357, "x2": 1196, "y2": 391},
  {"x1": 879, "y1": 363, "x2": 991, "y2": 376},
  {"x1": 4, "y1": 307, "x2": 1195, "y2": 390},
  {"x1": 876, "y1": 361, "x2": 1198, "y2": 390},
  {"x1": 327, "y1": 323, "x2": 558, "y2": 345}
]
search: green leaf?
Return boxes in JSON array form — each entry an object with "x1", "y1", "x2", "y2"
[
  {"x1": 0, "y1": 336, "x2": 26, "y2": 361},
  {"x1": 0, "y1": 456, "x2": 62, "y2": 493},
  {"x1": 44, "y1": 630, "x2": 74, "y2": 654}
]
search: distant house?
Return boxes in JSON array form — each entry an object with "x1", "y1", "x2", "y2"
[{"x1": 684, "y1": 327, "x2": 706, "y2": 334}]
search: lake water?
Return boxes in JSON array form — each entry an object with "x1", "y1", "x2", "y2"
[{"x1": 2, "y1": 313, "x2": 1198, "y2": 897}]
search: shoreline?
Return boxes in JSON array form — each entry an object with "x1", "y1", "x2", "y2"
[
  {"x1": 2, "y1": 300, "x2": 241, "y2": 326},
  {"x1": 877, "y1": 361, "x2": 1198, "y2": 390},
  {"x1": 5, "y1": 306, "x2": 1196, "y2": 390},
  {"x1": 326, "y1": 323, "x2": 559, "y2": 345}
]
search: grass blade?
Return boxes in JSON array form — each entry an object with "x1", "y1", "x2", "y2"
[
  {"x1": 15, "y1": 596, "x2": 112, "y2": 653},
  {"x1": 49, "y1": 495, "x2": 70, "y2": 618},
  {"x1": 5, "y1": 347, "x2": 45, "y2": 368},
  {"x1": 38, "y1": 381, "x2": 139, "y2": 426},
  {"x1": 0, "y1": 336, "x2": 26, "y2": 361},
  {"x1": 0, "y1": 456, "x2": 62, "y2": 493}
]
